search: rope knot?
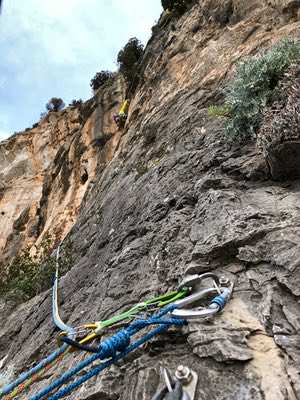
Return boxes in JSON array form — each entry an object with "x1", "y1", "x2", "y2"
[{"x1": 98, "y1": 330, "x2": 131, "y2": 359}]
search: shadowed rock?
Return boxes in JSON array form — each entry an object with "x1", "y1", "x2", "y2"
[{"x1": 258, "y1": 64, "x2": 300, "y2": 180}]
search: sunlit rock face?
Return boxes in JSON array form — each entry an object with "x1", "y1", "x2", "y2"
[
  {"x1": 0, "y1": 75, "x2": 126, "y2": 262},
  {"x1": 0, "y1": 1, "x2": 300, "y2": 399}
]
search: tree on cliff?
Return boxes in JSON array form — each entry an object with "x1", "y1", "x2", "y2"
[
  {"x1": 69, "y1": 99, "x2": 83, "y2": 107},
  {"x1": 46, "y1": 97, "x2": 65, "y2": 112},
  {"x1": 161, "y1": 0, "x2": 190, "y2": 14},
  {"x1": 90, "y1": 71, "x2": 113, "y2": 92},
  {"x1": 117, "y1": 37, "x2": 144, "y2": 91}
]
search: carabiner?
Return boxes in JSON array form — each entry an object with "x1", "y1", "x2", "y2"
[
  {"x1": 177, "y1": 273, "x2": 220, "y2": 291},
  {"x1": 58, "y1": 289, "x2": 189, "y2": 351},
  {"x1": 171, "y1": 282, "x2": 233, "y2": 319}
]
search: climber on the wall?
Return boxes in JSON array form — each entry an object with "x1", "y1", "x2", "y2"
[{"x1": 113, "y1": 99, "x2": 130, "y2": 129}]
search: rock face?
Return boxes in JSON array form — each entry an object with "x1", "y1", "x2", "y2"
[
  {"x1": 0, "y1": 76, "x2": 125, "y2": 263},
  {"x1": 0, "y1": 1, "x2": 300, "y2": 400}
]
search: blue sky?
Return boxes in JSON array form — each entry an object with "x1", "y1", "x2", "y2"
[{"x1": 0, "y1": 0, "x2": 162, "y2": 140}]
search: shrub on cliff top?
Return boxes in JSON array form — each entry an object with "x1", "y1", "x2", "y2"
[
  {"x1": 117, "y1": 37, "x2": 144, "y2": 91},
  {"x1": 46, "y1": 97, "x2": 65, "y2": 112},
  {"x1": 161, "y1": 0, "x2": 192, "y2": 15},
  {"x1": 215, "y1": 38, "x2": 300, "y2": 141},
  {"x1": 69, "y1": 99, "x2": 83, "y2": 107},
  {"x1": 90, "y1": 71, "x2": 114, "y2": 92}
]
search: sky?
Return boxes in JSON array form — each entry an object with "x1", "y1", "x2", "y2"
[{"x1": 0, "y1": 0, "x2": 162, "y2": 140}]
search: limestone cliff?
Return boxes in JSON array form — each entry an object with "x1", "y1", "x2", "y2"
[
  {"x1": 0, "y1": 75, "x2": 125, "y2": 263},
  {"x1": 0, "y1": 1, "x2": 300, "y2": 399}
]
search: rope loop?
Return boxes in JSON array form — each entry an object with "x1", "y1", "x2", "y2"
[{"x1": 29, "y1": 304, "x2": 185, "y2": 400}]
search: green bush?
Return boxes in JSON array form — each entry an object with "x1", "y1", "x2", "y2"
[
  {"x1": 0, "y1": 236, "x2": 74, "y2": 302},
  {"x1": 46, "y1": 97, "x2": 65, "y2": 112},
  {"x1": 161, "y1": 0, "x2": 192, "y2": 15},
  {"x1": 218, "y1": 39, "x2": 300, "y2": 140},
  {"x1": 117, "y1": 37, "x2": 144, "y2": 91},
  {"x1": 208, "y1": 104, "x2": 231, "y2": 117},
  {"x1": 90, "y1": 71, "x2": 113, "y2": 92},
  {"x1": 69, "y1": 99, "x2": 83, "y2": 107}
]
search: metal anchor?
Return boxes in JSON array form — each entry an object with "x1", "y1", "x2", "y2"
[{"x1": 151, "y1": 366, "x2": 198, "y2": 400}]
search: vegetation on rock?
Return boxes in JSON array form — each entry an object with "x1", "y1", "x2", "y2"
[
  {"x1": 258, "y1": 63, "x2": 300, "y2": 152},
  {"x1": 208, "y1": 104, "x2": 231, "y2": 118},
  {"x1": 69, "y1": 99, "x2": 83, "y2": 107},
  {"x1": 0, "y1": 236, "x2": 74, "y2": 302},
  {"x1": 210, "y1": 39, "x2": 300, "y2": 141},
  {"x1": 161, "y1": 0, "x2": 193, "y2": 15},
  {"x1": 117, "y1": 37, "x2": 144, "y2": 91},
  {"x1": 46, "y1": 97, "x2": 65, "y2": 112},
  {"x1": 90, "y1": 71, "x2": 114, "y2": 92}
]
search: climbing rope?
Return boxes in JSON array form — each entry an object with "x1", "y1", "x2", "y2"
[
  {"x1": 0, "y1": 273, "x2": 233, "y2": 400},
  {"x1": 0, "y1": 344, "x2": 68, "y2": 398},
  {"x1": 31, "y1": 277, "x2": 233, "y2": 400},
  {"x1": 58, "y1": 289, "x2": 188, "y2": 348},
  {"x1": 49, "y1": 323, "x2": 182, "y2": 400},
  {"x1": 0, "y1": 246, "x2": 71, "y2": 399},
  {"x1": 2, "y1": 351, "x2": 66, "y2": 400},
  {"x1": 30, "y1": 304, "x2": 186, "y2": 400},
  {"x1": 0, "y1": 290, "x2": 187, "y2": 399}
]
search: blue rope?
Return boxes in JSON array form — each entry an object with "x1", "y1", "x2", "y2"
[
  {"x1": 30, "y1": 305, "x2": 186, "y2": 400},
  {"x1": 48, "y1": 324, "x2": 178, "y2": 400},
  {"x1": 0, "y1": 344, "x2": 68, "y2": 398}
]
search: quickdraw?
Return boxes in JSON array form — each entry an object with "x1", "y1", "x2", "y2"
[
  {"x1": 0, "y1": 261, "x2": 187, "y2": 398},
  {"x1": 171, "y1": 273, "x2": 233, "y2": 319},
  {"x1": 58, "y1": 289, "x2": 188, "y2": 351},
  {"x1": 30, "y1": 273, "x2": 233, "y2": 400},
  {"x1": 52, "y1": 246, "x2": 76, "y2": 337},
  {"x1": 0, "y1": 267, "x2": 234, "y2": 400}
]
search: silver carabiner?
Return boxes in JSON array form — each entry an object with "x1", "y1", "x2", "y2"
[
  {"x1": 171, "y1": 283, "x2": 233, "y2": 319},
  {"x1": 177, "y1": 273, "x2": 220, "y2": 291}
]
